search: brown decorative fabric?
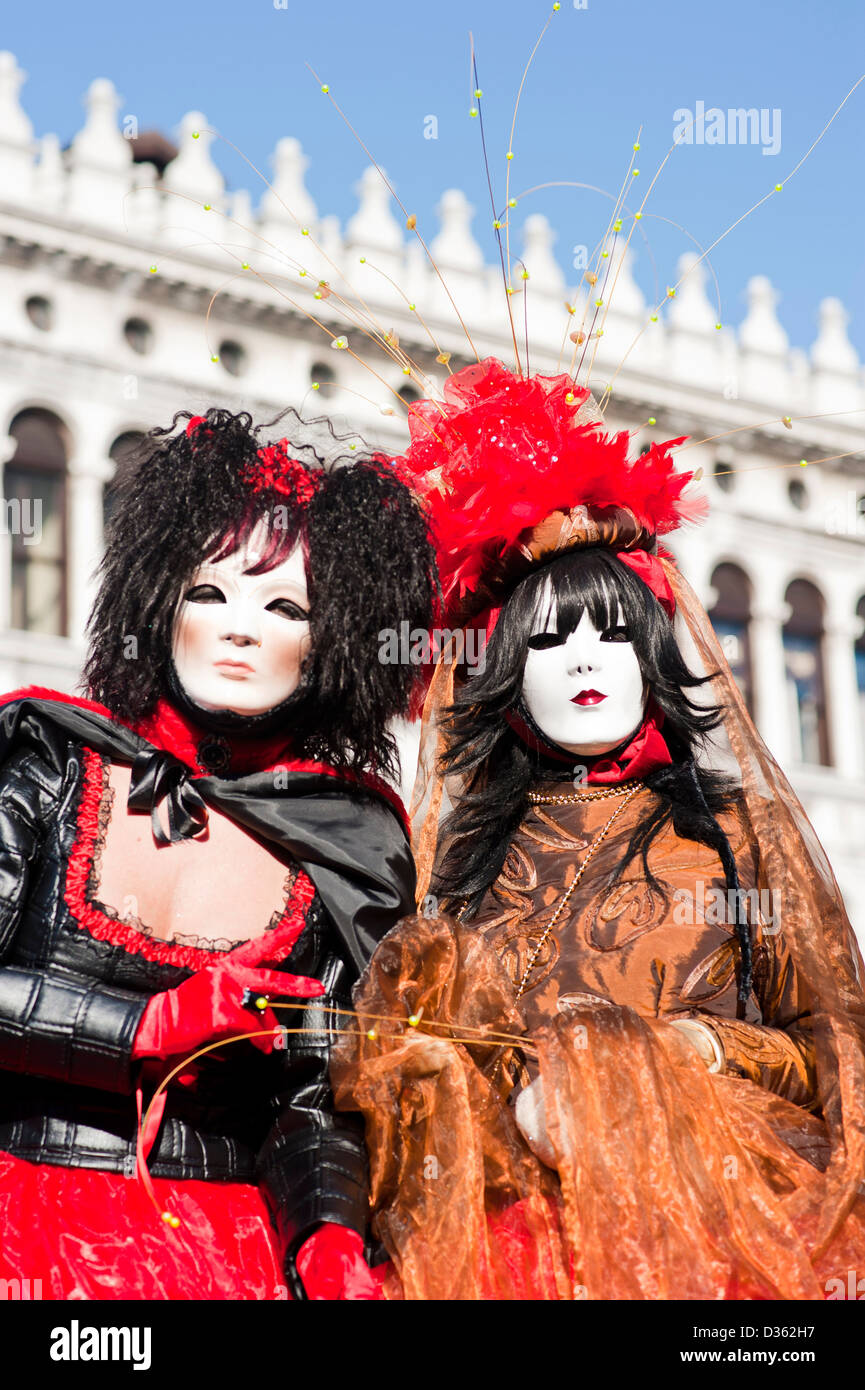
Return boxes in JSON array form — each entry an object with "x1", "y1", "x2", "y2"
[
  {"x1": 517, "y1": 503, "x2": 655, "y2": 565},
  {"x1": 473, "y1": 788, "x2": 817, "y2": 1111}
]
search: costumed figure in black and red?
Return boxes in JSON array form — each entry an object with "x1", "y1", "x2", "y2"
[{"x1": 0, "y1": 407, "x2": 437, "y2": 1300}]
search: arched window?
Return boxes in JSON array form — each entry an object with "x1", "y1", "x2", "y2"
[
  {"x1": 708, "y1": 563, "x2": 753, "y2": 714},
  {"x1": 218, "y1": 339, "x2": 247, "y2": 378},
  {"x1": 104, "y1": 431, "x2": 146, "y2": 532},
  {"x1": 6, "y1": 409, "x2": 69, "y2": 636},
  {"x1": 397, "y1": 383, "x2": 421, "y2": 405},
  {"x1": 123, "y1": 317, "x2": 154, "y2": 355},
  {"x1": 25, "y1": 295, "x2": 53, "y2": 331},
  {"x1": 713, "y1": 459, "x2": 735, "y2": 493},
  {"x1": 783, "y1": 578, "x2": 830, "y2": 766},
  {"x1": 310, "y1": 361, "x2": 337, "y2": 400}
]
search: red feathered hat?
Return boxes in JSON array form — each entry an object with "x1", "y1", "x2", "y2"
[{"x1": 395, "y1": 357, "x2": 707, "y2": 626}]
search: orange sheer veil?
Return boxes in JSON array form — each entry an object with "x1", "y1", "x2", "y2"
[{"x1": 333, "y1": 548, "x2": 865, "y2": 1300}]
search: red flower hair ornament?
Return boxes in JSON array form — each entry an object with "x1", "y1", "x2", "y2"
[
  {"x1": 244, "y1": 440, "x2": 321, "y2": 505},
  {"x1": 186, "y1": 416, "x2": 321, "y2": 505},
  {"x1": 395, "y1": 357, "x2": 708, "y2": 625}
]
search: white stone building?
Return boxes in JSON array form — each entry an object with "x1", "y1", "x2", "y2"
[{"x1": 0, "y1": 53, "x2": 863, "y2": 939}]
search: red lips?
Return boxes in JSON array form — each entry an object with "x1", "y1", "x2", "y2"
[{"x1": 571, "y1": 689, "x2": 607, "y2": 706}]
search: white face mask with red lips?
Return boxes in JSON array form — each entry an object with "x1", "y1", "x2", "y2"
[
  {"x1": 521, "y1": 587, "x2": 648, "y2": 757},
  {"x1": 172, "y1": 533, "x2": 311, "y2": 718}
]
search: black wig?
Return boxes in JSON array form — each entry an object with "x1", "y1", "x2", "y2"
[
  {"x1": 85, "y1": 407, "x2": 439, "y2": 778},
  {"x1": 433, "y1": 546, "x2": 753, "y2": 1004}
]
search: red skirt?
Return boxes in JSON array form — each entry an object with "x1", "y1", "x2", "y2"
[{"x1": 0, "y1": 1151, "x2": 290, "y2": 1300}]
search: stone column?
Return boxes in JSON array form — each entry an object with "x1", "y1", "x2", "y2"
[
  {"x1": 66, "y1": 453, "x2": 113, "y2": 644},
  {"x1": 749, "y1": 600, "x2": 794, "y2": 766},
  {"x1": 822, "y1": 612, "x2": 865, "y2": 778}
]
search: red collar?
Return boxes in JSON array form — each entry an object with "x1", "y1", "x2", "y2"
[
  {"x1": 0, "y1": 685, "x2": 410, "y2": 830},
  {"x1": 505, "y1": 697, "x2": 672, "y2": 785}
]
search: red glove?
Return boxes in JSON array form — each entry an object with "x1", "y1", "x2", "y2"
[
  {"x1": 133, "y1": 956, "x2": 324, "y2": 1062},
  {"x1": 296, "y1": 1224, "x2": 386, "y2": 1301}
]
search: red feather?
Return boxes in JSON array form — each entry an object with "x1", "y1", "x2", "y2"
[{"x1": 394, "y1": 358, "x2": 704, "y2": 613}]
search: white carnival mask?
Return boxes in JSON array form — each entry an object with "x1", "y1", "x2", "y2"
[
  {"x1": 521, "y1": 590, "x2": 647, "y2": 756},
  {"x1": 172, "y1": 531, "x2": 310, "y2": 717}
]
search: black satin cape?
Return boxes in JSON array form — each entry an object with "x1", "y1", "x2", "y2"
[{"x1": 0, "y1": 696, "x2": 415, "y2": 972}]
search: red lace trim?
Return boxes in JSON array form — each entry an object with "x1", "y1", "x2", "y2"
[{"x1": 64, "y1": 748, "x2": 316, "y2": 971}]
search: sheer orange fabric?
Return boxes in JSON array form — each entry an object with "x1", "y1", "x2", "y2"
[{"x1": 332, "y1": 561, "x2": 865, "y2": 1300}]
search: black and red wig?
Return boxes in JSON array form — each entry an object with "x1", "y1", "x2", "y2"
[{"x1": 85, "y1": 407, "x2": 439, "y2": 776}]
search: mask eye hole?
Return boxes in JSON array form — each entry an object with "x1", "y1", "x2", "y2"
[
  {"x1": 527, "y1": 632, "x2": 565, "y2": 651},
  {"x1": 601, "y1": 624, "x2": 631, "y2": 643},
  {"x1": 184, "y1": 584, "x2": 225, "y2": 604},
  {"x1": 265, "y1": 598, "x2": 309, "y2": 622}
]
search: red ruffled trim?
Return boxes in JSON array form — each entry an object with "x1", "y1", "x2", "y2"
[{"x1": 64, "y1": 748, "x2": 316, "y2": 972}]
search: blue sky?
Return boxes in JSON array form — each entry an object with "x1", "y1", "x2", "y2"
[{"x1": 5, "y1": 0, "x2": 865, "y2": 355}]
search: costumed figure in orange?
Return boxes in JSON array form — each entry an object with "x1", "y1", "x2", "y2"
[{"x1": 332, "y1": 356, "x2": 865, "y2": 1300}]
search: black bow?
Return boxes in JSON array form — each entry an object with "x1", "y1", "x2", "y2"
[{"x1": 127, "y1": 748, "x2": 209, "y2": 845}]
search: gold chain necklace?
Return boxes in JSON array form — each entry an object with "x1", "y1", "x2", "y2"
[
  {"x1": 513, "y1": 782, "x2": 643, "y2": 1002},
  {"x1": 527, "y1": 779, "x2": 642, "y2": 806}
]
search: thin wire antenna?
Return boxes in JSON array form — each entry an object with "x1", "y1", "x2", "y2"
[
  {"x1": 471, "y1": 37, "x2": 522, "y2": 375},
  {"x1": 599, "y1": 73, "x2": 865, "y2": 402},
  {"x1": 511, "y1": 257, "x2": 531, "y2": 376},
  {"x1": 136, "y1": 1001, "x2": 537, "y2": 1224},
  {"x1": 675, "y1": 408, "x2": 865, "y2": 453},
  {"x1": 306, "y1": 62, "x2": 482, "y2": 363},
  {"x1": 568, "y1": 133, "x2": 642, "y2": 379},
  {"x1": 502, "y1": 5, "x2": 561, "y2": 311},
  {"x1": 146, "y1": 175, "x2": 443, "y2": 395},
  {"x1": 714, "y1": 448, "x2": 864, "y2": 477}
]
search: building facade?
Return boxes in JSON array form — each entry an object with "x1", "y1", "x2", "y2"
[{"x1": 1, "y1": 52, "x2": 863, "y2": 939}]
